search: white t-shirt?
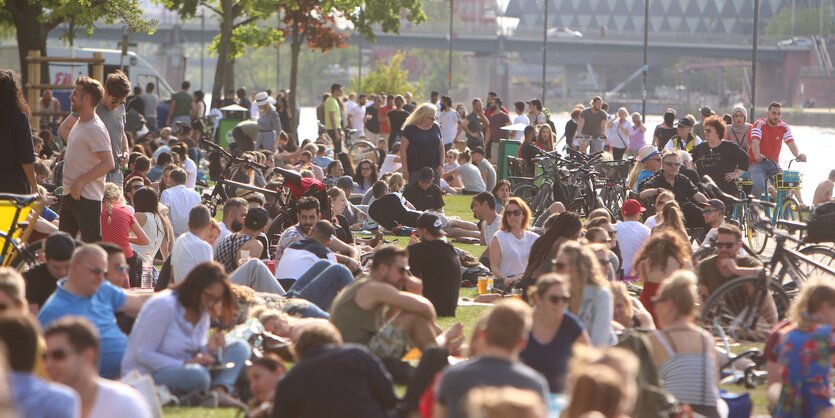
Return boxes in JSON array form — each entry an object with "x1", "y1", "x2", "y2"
[
  {"x1": 63, "y1": 116, "x2": 113, "y2": 201},
  {"x1": 607, "y1": 118, "x2": 633, "y2": 149},
  {"x1": 439, "y1": 110, "x2": 460, "y2": 146},
  {"x1": 89, "y1": 379, "x2": 152, "y2": 418},
  {"x1": 513, "y1": 114, "x2": 530, "y2": 141},
  {"x1": 171, "y1": 231, "x2": 213, "y2": 285},
  {"x1": 457, "y1": 163, "x2": 487, "y2": 193},
  {"x1": 482, "y1": 215, "x2": 501, "y2": 247},
  {"x1": 348, "y1": 102, "x2": 366, "y2": 136},
  {"x1": 274, "y1": 243, "x2": 337, "y2": 280},
  {"x1": 183, "y1": 158, "x2": 197, "y2": 189},
  {"x1": 644, "y1": 215, "x2": 658, "y2": 230},
  {"x1": 160, "y1": 185, "x2": 202, "y2": 236},
  {"x1": 492, "y1": 230, "x2": 540, "y2": 278},
  {"x1": 380, "y1": 154, "x2": 401, "y2": 175},
  {"x1": 614, "y1": 220, "x2": 651, "y2": 277}
]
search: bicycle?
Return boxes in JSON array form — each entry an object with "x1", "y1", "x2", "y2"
[
  {"x1": 0, "y1": 193, "x2": 46, "y2": 272},
  {"x1": 594, "y1": 158, "x2": 634, "y2": 221},
  {"x1": 699, "y1": 198, "x2": 835, "y2": 344},
  {"x1": 746, "y1": 159, "x2": 804, "y2": 254}
]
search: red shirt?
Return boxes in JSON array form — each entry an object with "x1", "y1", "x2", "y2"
[
  {"x1": 379, "y1": 106, "x2": 392, "y2": 134},
  {"x1": 749, "y1": 118, "x2": 794, "y2": 163},
  {"x1": 100, "y1": 203, "x2": 137, "y2": 258}
]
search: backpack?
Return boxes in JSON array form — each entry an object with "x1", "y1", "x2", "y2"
[{"x1": 807, "y1": 201, "x2": 835, "y2": 243}]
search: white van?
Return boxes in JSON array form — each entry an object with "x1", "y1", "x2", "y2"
[{"x1": 0, "y1": 45, "x2": 174, "y2": 99}]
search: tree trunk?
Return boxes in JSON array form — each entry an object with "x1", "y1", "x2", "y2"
[
  {"x1": 211, "y1": 0, "x2": 236, "y2": 101},
  {"x1": 288, "y1": 23, "x2": 303, "y2": 147},
  {"x1": 5, "y1": 0, "x2": 51, "y2": 85},
  {"x1": 223, "y1": 58, "x2": 235, "y2": 95}
]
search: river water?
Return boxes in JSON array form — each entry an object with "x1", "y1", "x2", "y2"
[{"x1": 296, "y1": 107, "x2": 831, "y2": 205}]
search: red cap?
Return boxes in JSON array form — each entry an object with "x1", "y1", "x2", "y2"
[{"x1": 621, "y1": 199, "x2": 646, "y2": 216}]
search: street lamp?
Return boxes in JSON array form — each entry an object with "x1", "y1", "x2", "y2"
[
  {"x1": 541, "y1": 0, "x2": 548, "y2": 102},
  {"x1": 751, "y1": 0, "x2": 760, "y2": 117},
  {"x1": 641, "y1": 0, "x2": 648, "y2": 122},
  {"x1": 448, "y1": 0, "x2": 454, "y2": 95}
]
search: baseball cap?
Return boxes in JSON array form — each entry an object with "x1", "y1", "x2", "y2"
[
  {"x1": 621, "y1": 199, "x2": 646, "y2": 216},
  {"x1": 703, "y1": 199, "x2": 726, "y2": 213},
  {"x1": 45, "y1": 231, "x2": 76, "y2": 261},
  {"x1": 417, "y1": 212, "x2": 445, "y2": 236},
  {"x1": 244, "y1": 207, "x2": 270, "y2": 230},
  {"x1": 700, "y1": 106, "x2": 715, "y2": 117},
  {"x1": 336, "y1": 175, "x2": 355, "y2": 190},
  {"x1": 676, "y1": 117, "x2": 694, "y2": 127},
  {"x1": 636, "y1": 146, "x2": 660, "y2": 162},
  {"x1": 418, "y1": 167, "x2": 435, "y2": 182},
  {"x1": 471, "y1": 146, "x2": 486, "y2": 155}
]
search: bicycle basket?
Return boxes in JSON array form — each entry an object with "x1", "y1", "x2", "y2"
[
  {"x1": 594, "y1": 162, "x2": 631, "y2": 181},
  {"x1": 774, "y1": 171, "x2": 802, "y2": 190},
  {"x1": 737, "y1": 171, "x2": 752, "y2": 186}
]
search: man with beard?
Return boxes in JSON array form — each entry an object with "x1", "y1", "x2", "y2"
[
  {"x1": 274, "y1": 197, "x2": 359, "y2": 267},
  {"x1": 215, "y1": 197, "x2": 248, "y2": 252},
  {"x1": 59, "y1": 77, "x2": 115, "y2": 243},
  {"x1": 697, "y1": 225, "x2": 762, "y2": 298}
]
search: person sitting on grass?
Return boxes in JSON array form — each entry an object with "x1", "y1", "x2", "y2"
[
  {"x1": 407, "y1": 213, "x2": 462, "y2": 317},
  {"x1": 330, "y1": 246, "x2": 464, "y2": 381}
]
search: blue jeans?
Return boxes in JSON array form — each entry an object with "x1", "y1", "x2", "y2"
[
  {"x1": 151, "y1": 340, "x2": 250, "y2": 394},
  {"x1": 287, "y1": 260, "x2": 354, "y2": 311},
  {"x1": 749, "y1": 159, "x2": 780, "y2": 198}
]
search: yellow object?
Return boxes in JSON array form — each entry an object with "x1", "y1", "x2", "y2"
[{"x1": 477, "y1": 277, "x2": 488, "y2": 295}]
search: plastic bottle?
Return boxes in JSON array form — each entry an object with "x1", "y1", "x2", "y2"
[{"x1": 140, "y1": 253, "x2": 153, "y2": 289}]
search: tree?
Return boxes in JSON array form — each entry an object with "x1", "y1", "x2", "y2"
[
  {"x1": 349, "y1": 52, "x2": 420, "y2": 94},
  {"x1": 281, "y1": 0, "x2": 426, "y2": 139},
  {"x1": 0, "y1": 0, "x2": 154, "y2": 84},
  {"x1": 765, "y1": 5, "x2": 832, "y2": 38},
  {"x1": 159, "y1": 0, "x2": 282, "y2": 100}
]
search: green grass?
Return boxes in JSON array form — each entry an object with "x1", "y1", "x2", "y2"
[{"x1": 165, "y1": 195, "x2": 770, "y2": 417}]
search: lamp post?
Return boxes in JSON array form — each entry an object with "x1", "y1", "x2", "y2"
[
  {"x1": 641, "y1": 0, "x2": 649, "y2": 122},
  {"x1": 448, "y1": 0, "x2": 454, "y2": 95},
  {"x1": 751, "y1": 0, "x2": 760, "y2": 117},
  {"x1": 200, "y1": 12, "x2": 205, "y2": 91},
  {"x1": 541, "y1": 0, "x2": 548, "y2": 102}
]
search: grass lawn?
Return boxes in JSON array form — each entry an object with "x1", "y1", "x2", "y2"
[{"x1": 164, "y1": 195, "x2": 769, "y2": 417}]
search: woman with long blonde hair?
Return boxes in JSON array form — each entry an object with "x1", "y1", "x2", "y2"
[
  {"x1": 552, "y1": 241, "x2": 614, "y2": 346},
  {"x1": 652, "y1": 200, "x2": 689, "y2": 245},
  {"x1": 399, "y1": 103, "x2": 444, "y2": 184}
]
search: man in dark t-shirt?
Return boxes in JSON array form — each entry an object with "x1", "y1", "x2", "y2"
[
  {"x1": 407, "y1": 213, "x2": 461, "y2": 317},
  {"x1": 403, "y1": 167, "x2": 445, "y2": 212},
  {"x1": 23, "y1": 232, "x2": 76, "y2": 313}
]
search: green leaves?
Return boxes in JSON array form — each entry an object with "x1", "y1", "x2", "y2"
[{"x1": 350, "y1": 52, "x2": 421, "y2": 95}]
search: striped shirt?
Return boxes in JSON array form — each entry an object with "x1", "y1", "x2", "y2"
[
  {"x1": 655, "y1": 329, "x2": 718, "y2": 409},
  {"x1": 749, "y1": 118, "x2": 794, "y2": 163}
]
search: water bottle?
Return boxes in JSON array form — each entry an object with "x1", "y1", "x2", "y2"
[{"x1": 140, "y1": 253, "x2": 153, "y2": 289}]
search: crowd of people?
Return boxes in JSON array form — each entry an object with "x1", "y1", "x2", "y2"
[{"x1": 2, "y1": 62, "x2": 835, "y2": 418}]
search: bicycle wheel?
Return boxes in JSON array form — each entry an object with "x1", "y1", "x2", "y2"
[
  {"x1": 699, "y1": 276, "x2": 790, "y2": 344},
  {"x1": 747, "y1": 209, "x2": 769, "y2": 255},
  {"x1": 348, "y1": 140, "x2": 377, "y2": 168},
  {"x1": 266, "y1": 211, "x2": 295, "y2": 260},
  {"x1": 798, "y1": 245, "x2": 835, "y2": 279},
  {"x1": 512, "y1": 184, "x2": 539, "y2": 203},
  {"x1": 7, "y1": 239, "x2": 44, "y2": 273},
  {"x1": 600, "y1": 185, "x2": 625, "y2": 221}
]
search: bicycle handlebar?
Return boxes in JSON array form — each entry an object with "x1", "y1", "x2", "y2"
[{"x1": 200, "y1": 138, "x2": 268, "y2": 171}]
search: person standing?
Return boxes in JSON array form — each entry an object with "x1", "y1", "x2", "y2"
[
  {"x1": 254, "y1": 92, "x2": 282, "y2": 152},
  {"x1": 614, "y1": 199, "x2": 651, "y2": 280},
  {"x1": 39, "y1": 88, "x2": 64, "y2": 130},
  {"x1": 438, "y1": 96, "x2": 460, "y2": 151},
  {"x1": 324, "y1": 84, "x2": 344, "y2": 153},
  {"x1": 512, "y1": 101, "x2": 530, "y2": 141},
  {"x1": 626, "y1": 112, "x2": 647, "y2": 158},
  {"x1": 575, "y1": 96, "x2": 609, "y2": 154},
  {"x1": 141, "y1": 83, "x2": 159, "y2": 133},
  {"x1": 528, "y1": 98, "x2": 547, "y2": 125},
  {"x1": 365, "y1": 94, "x2": 382, "y2": 143},
  {"x1": 748, "y1": 102, "x2": 807, "y2": 199},
  {"x1": 347, "y1": 94, "x2": 367, "y2": 138},
  {"x1": 486, "y1": 97, "x2": 511, "y2": 158},
  {"x1": 463, "y1": 98, "x2": 489, "y2": 151},
  {"x1": 653, "y1": 109, "x2": 678, "y2": 152},
  {"x1": 59, "y1": 77, "x2": 115, "y2": 243},
  {"x1": 400, "y1": 104, "x2": 444, "y2": 185},
  {"x1": 694, "y1": 106, "x2": 714, "y2": 141},
  {"x1": 663, "y1": 117, "x2": 702, "y2": 152},
  {"x1": 387, "y1": 95, "x2": 410, "y2": 151},
  {"x1": 0, "y1": 69, "x2": 39, "y2": 195},
  {"x1": 606, "y1": 107, "x2": 632, "y2": 160},
  {"x1": 44, "y1": 317, "x2": 153, "y2": 418},
  {"x1": 167, "y1": 81, "x2": 193, "y2": 128}
]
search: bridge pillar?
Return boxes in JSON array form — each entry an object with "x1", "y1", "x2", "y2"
[{"x1": 468, "y1": 53, "x2": 493, "y2": 101}]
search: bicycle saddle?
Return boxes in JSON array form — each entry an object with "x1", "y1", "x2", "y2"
[{"x1": 0, "y1": 193, "x2": 39, "y2": 207}]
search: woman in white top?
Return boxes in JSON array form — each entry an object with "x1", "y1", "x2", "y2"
[
  {"x1": 445, "y1": 150, "x2": 486, "y2": 194},
  {"x1": 442, "y1": 149, "x2": 462, "y2": 189},
  {"x1": 643, "y1": 190, "x2": 674, "y2": 230},
  {"x1": 489, "y1": 197, "x2": 540, "y2": 289},
  {"x1": 130, "y1": 187, "x2": 166, "y2": 260}
]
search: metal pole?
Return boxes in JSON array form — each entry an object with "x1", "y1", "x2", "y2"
[
  {"x1": 200, "y1": 12, "x2": 205, "y2": 92},
  {"x1": 791, "y1": 0, "x2": 796, "y2": 38},
  {"x1": 277, "y1": 11, "x2": 281, "y2": 90},
  {"x1": 542, "y1": 0, "x2": 548, "y2": 102},
  {"x1": 641, "y1": 0, "x2": 649, "y2": 122},
  {"x1": 448, "y1": 0, "x2": 453, "y2": 95},
  {"x1": 358, "y1": 37, "x2": 362, "y2": 94},
  {"x1": 821, "y1": 0, "x2": 826, "y2": 37},
  {"x1": 751, "y1": 0, "x2": 759, "y2": 117}
]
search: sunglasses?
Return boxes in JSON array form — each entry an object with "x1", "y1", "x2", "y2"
[
  {"x1": 715, "y1": 242, "x2": 737, "y2": 249},
  {"x1": 664, "y1": 162, "x2": 682, "y2": 167},
  {"x1": 82, "y1": 265, "x2": 106, "y2": 276},
  {"x1": 548, "y1": 295, "x2": 571, "y2": 304},
  {"x1": 44, "y1": 348, "x2": 70, "y2": 361},
  {"x1": 505, "y1": 209, "x2": 523, "y2": 217}
]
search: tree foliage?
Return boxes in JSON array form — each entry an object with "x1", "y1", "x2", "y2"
[
  {"x1": 765, "y1": 5, "x2": 832, "y2": 38},
  {"x1": 349, "y1": 52, "x2": 420, "y2": 95}
]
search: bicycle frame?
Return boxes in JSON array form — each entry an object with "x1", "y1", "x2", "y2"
[{"x1": 0, "y1": 195, "x2": 43, "y2": 267}]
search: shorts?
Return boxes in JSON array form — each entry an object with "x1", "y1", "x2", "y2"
[
  {"x1": 590, "y1": 137, "x2": 606, "y2": 153},
  {"x1": 368, "y1": 319, "x2": 408, "y2": 360},
  {"x1": 426, "y1": 210, "x2": 452, "y2": 232}
]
